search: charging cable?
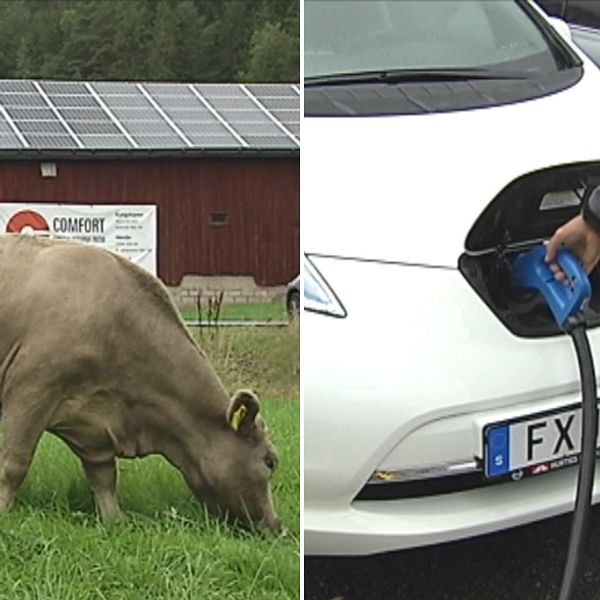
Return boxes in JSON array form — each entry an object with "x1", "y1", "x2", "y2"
[
  {"x1": 559, "y1": 320, "x2": 597, "y2": 600},
  {"x1": 512, "y1": 245, "x2": 597, "y2": 600}
]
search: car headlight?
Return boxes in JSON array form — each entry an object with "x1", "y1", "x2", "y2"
[{"x1": 304, "y1": 255, "x2": 347, "y2": 317}]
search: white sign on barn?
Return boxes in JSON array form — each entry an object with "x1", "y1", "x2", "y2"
[{"x1": 0, "y1": 203, "x2": 157, "y2": 275}]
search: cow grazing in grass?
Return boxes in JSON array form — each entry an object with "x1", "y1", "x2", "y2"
[{"x1": 0, "y1": 234, "x2": 280, "y2": 531}]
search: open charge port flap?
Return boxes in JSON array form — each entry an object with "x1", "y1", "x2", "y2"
[{"x1": 459, "y1": 162, "x2": 600, "y2": 338}]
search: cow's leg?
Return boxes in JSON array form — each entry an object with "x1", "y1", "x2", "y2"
[
  {"x1": 82, "y1": 458, "x2": 121, "y2": 522},
  {"x1": 0, "y1": 421, "x2": 44, "y2": 512}
]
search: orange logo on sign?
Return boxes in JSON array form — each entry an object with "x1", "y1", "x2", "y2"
[{"x1": 6, "y1": 210, "x2": 50, "y2": 234}]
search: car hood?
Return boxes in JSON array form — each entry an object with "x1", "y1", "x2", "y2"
[{"x1": 303, "y1": 69, "x2": 600, "y2": 267}]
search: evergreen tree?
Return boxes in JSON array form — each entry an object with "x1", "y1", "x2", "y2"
[
  {"x1": 147, "y1": 0, "x2": 179, "y2": 80},
  {"x1": 212, "y1": 1, "x2": 260, "y2": 81},
  {"x1": 171, "y1": 2, "x2": 219, "y2": 81},
  {"x1": 107, "y1": 1, "x2": 153, "y2": 81},
  {"x1": 0, "y1": 0, "x2": 29, "y2": 77},
  {"x1": 59, "y1": 1, "x2": 120, "y2": 79},
  {"x1": 0, "y1": 0, "x2": 299, "y2": 82},
  {"x1": 15, "y1": 1, "x2": 65, "y2": 79},
  {"x1": 244, "y1": 22, "x2": 298, "y2": 83}
]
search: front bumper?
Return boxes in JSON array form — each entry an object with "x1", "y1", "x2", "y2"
[
  {"x1": 307, "y1": 467, "x2": 600, "y2": 556},
  {"x1": 303, "y1": 256, "x2": 600, "y2": 555}
]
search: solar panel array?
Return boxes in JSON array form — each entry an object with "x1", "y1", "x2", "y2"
[{"x1": 0, "y1": 80, "x2": 300, "y2": 152}]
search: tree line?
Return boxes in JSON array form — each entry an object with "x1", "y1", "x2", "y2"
[{"x1": 0, "y1": 0, "x2": 299, "y2": 83}]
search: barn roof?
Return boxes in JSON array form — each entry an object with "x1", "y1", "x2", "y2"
[{"x1": 0, "y1": 80, "x2": 300, "y2": 159}]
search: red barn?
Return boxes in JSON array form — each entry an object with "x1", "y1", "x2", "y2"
[{"x1": 0, "y1": 80, "x2": 300, "y2": 303}]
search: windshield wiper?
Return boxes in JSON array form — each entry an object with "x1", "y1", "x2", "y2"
[{"x1": 305, "y1": 68, "x2": 532, "y2": 86}]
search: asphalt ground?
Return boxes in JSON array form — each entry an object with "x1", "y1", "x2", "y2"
[{"x1": 305, "y1": 506, "x2": 600, "y2": 600}]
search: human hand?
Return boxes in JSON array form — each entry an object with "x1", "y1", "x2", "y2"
[{"x1": 545, "y1": 215, "x2": 600, "y2": 281}]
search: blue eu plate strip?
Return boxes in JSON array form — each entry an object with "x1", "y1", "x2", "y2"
[{"x1": 487, "y1": 425, "x2": 510, "y2": 477}]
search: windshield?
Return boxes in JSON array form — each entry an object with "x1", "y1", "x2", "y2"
[{"x1": 305, "y1": 0, "x2": 575, "y2": 80}]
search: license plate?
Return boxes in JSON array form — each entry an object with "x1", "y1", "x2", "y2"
[{"x1": 483, "y1": 404, "x2": 600, "y2": 480}]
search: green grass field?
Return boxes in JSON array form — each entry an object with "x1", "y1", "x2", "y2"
[
  {"x1": 180, "y1": 302, "x2": 287, "y2": 323},
  {"x1": 0, "y1": 323, "x2": 299, "y2": 600}
]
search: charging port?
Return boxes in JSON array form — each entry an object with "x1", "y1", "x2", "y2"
[{"x1": 459, "y1": 162, "x2": 600, "y2": 338}]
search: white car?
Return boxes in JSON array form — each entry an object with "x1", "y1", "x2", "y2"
[{"x1": 303, "y1": 0, "x2": 600, "y2": 556}]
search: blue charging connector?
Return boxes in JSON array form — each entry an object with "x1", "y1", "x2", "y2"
[{"x1": 511, "y1": 244, "x2": 591, "y2": 327}]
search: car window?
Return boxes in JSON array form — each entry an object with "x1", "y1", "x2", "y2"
[
  {"x1": 305, "y1": 0, "x2": 576, "y2": 79},
  {"x1": 565, "y1": 1, "x2": 600, "y2": 29}
]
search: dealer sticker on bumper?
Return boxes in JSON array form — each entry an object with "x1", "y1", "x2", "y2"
[{"x1": 484, "y1": 404, "x2": 600, "y2": 479}]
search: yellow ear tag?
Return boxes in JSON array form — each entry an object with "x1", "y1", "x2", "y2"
[{"x1": 230, "y1": 405, "x2": 248, "y2": 431}]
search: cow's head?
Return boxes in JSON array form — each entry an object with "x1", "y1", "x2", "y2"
[{"x1": 191, "y1": 390, "x2": 281, "y2": 532}]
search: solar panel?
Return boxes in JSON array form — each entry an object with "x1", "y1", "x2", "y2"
[
  {"x1": 101, "y1": 94, "x2": 154, "y2": 108},
  {"x1": 194, "y1": 84, "x2": 248, "y2": 98},
  {"x1": 0, "y1": 94, "x2": 47, "y2": 107},
  {"x1": 69, "y1": 122, "x2": 122, "y2": 135},
  {"x1": 158, "y1": 108, "x2": 221, "y2": 121},
  {"x1": 256, "y1": 97, "x2": 299, "y2": 111},
  {"x1": 264, "y1": 108, "x2": 299, "y2": 137},
  {"x1": 283, "y1": 122, "x2": 299, "y2": 137},
  {"x1": 79, "y1": 135, "x2": 133, "y2": 149},
  {"x1": 0, "y1": 80, "x2": 299, "y2": 152},
  {"x1": 111, "y1": 118, "x2": 177, "y2": 136},
  {"x1": 105, "y1": 107, "x2": 153, "y2": 119},
  {"x1": 151, "y1": 90, "x2": 240, "y2": 146},
  {"x1": 268, "y1": 109, "x2": 299, "y2": 122},
  {"x1": 35, "y1": 86, "x2": 132, "y2": 148},
  {"x1": 41, "y1": 82, "x2": 89, "y2": 95},
  {"x1": 23, "y1": 135, "x2": 77, "y2": 148},
  {"x1": 214, "y1": 108, "x2": 274, "y2": 123},
  {"x1": 8, "y1": 107, "x2": 56, "y2": 120},
  {"x1": 202, "y1": 97, "x2": 256, "y2": 110},
  {"x1": 0, "y1": 122, "x2": 15, "y2": 134},
  {"x1": 197, "y1": 101, "x2": 284, "y2": 141},
  {"x1": 242, "y1": 86, "x2": 299, "y2": 143},
  {"x1": 50, "y1": 95, "x2": 99, "y2": 108},
  {"x1": 156, "y1": 96, "x2": 207, "y2": 109},
  {"x1": 0, "y1": 133, "x2": 23, "y2": 147},
  {"x1": 241, "y1": 122, "x2": 288, "y2": 135},
  {"x1": 128, "y1": 134, "x2": 187, "y2": 148},
  {"x1": 173, "y1": 122, "x2": 234, "y2": 134},
  {"x1": 246, "y1": 84, "x2": 298, "y2": 98},
  {"x1": 18, "y1": 121, "x2": 69, "y2": 134},
  {"x1": 0, "y1": 81, "x2": 36, "y2": 93},
  {"x1": 92, "y1": 82, "x2": 134, "y2": 94},
  {"x1": 59, "y1": 108, "x2": 111, "y2": 121},
  {"x1": 143, "y1": 83, "x2": 191, "y2": 95}
]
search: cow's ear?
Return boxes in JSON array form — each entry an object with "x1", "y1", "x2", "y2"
[{"x1": 227, "y1": 389, "x2": 260, "y2": 434}]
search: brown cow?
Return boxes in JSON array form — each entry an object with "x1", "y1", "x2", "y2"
[{"x1": 0, "y1": 234, "x2": 280, "y2": 530}]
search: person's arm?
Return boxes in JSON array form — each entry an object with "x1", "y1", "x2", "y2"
[{"x1": 546, "y1": 187, "x2": 600, "y2": 279}]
